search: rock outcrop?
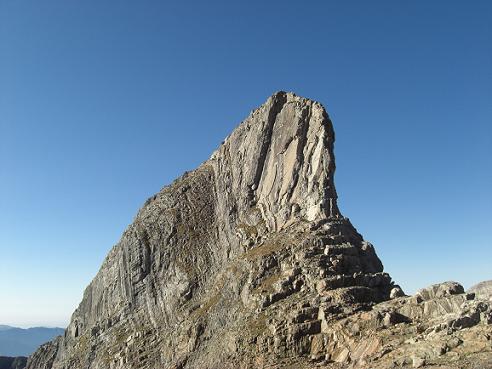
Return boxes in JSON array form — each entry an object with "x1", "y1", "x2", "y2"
[
  {"x1": 469, "y1": 280, "x2": 492, "y2": 302},
  {"x1": 311, "y1": 281, "x2": 492, "y2": 368},
  {"x1": 26, "y1": 92, "x2": 491, "y2": 369}
]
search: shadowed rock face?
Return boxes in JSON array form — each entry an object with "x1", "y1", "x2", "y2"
[{"x1": 27, "y1": 92, "x2": 395, "y2": 369}]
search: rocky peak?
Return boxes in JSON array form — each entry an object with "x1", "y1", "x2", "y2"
[
  {"x1": 25, "y1": 93, "x2": 492, "y2": 369},
  {"x1": 26, "y1": 93, "x2": 398, "y2": 369},
  {"x1": 211, "y1": 91, "x2": 341, "y2": 232}
]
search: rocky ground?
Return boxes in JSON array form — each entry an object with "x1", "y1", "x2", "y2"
[
  {"x1": 25, "y1": 93, "x2": 492, "y2": 369},
  {"x1": 286, "y1": 281, "x2": 492, "y2": 369}
]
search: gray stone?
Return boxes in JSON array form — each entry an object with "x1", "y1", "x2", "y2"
[
  {"x1": 468, "y1": 280, "x2": 492, "y2": 301},
  {"x1": 390, "y1": 286, "x2": 405, "y2": 299},
  {"x1": 416, "y1": 281, "x2": 464, "y2": 301},
  {"x1": 412, "y1": 356, "x2": 426, "y2": 368}
]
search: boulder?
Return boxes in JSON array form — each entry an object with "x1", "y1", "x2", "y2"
[
  {"x1": 468, "y1": 280, "x2": 492, "y2": 301},
  {"x1": 416, "y1": 281, "x2": 464, "y2": 301}
]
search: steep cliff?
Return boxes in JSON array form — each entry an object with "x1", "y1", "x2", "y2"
[{"x1": 26, "y1": 92, "x2": 491, "y2": 368}]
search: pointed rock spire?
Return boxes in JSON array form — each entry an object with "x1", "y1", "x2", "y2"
[{"x1": 212, "y1": 91, "x2": 341, "y2": 231}]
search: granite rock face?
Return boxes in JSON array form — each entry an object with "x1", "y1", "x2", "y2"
[{"x1": 26, "y1": 92, "x2": 491, "y2": 369}]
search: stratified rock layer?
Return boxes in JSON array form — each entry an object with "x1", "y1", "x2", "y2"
[{"x1": 26, "y1": 93, "x2": 491, "y2": 369}]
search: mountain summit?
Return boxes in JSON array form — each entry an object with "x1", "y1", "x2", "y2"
[{"x1": 26, "y1": 93, "x2": 491, "y2": 369}]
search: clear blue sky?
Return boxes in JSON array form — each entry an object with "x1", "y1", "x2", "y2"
[{"x1": 1, "y1": 1, "x2": 491, "y2": 328}]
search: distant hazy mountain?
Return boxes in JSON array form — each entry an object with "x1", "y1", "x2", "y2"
[
  {"x1": 0, "y1": 356, "x2": 27, "y2": 369},
  {"x1": 0, "y1": 326, "x2": 63, "y2": 357}
]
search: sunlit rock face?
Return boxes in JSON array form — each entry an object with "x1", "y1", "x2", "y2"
[
  {"x1": 28, "y1": 92, "x2": 474, "y2": 369},
  {"x1": 211, "y1": 92, "x2": 341, "y2": 233}
]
